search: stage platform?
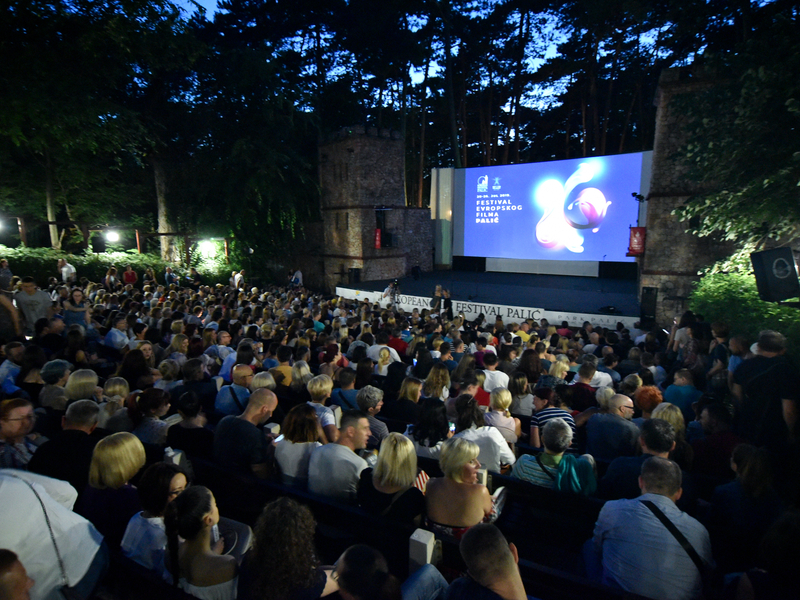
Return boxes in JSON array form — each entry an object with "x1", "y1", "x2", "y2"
[{"x1": 336, "y1": 270, "x2": 642, "y2": 329}]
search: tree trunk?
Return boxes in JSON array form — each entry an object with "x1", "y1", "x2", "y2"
[
  {"x1": 441, "y1": 1, "x2": 462, "y2": 168},
  {"x1": 152, "y1": 156, "x2": 176, "y2": 262},
  {"x1": 45, "y1": 149, "x2": 60, "y2": 249},
  {"x1": 417, "y1": 62, "x2": 430, "y2": 208}
]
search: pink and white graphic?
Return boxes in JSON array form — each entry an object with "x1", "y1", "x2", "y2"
[{"x1": 534, "y1": 161, "x2": 611, "y2": 253}]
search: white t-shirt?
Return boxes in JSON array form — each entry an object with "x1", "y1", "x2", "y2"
[
  {"x1": 274, "y1": 440, "x2": 322, "y2": 484},
  {"x1": 482, "y1": 369, "x2": 509, "y2": 393},
  {"x1": 308, "y1": 402, "x2": 336, "y2": 428},
  {"x1": 453, "y1": 426, "x2": 516, "y2": 473},
  {"x1": 0, "y1": 471, "x2": 103, "y2": 600}
]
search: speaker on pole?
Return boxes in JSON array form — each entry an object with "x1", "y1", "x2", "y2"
[{"x1": 751, "y1": 248, "x2": 800, "y2": 302}]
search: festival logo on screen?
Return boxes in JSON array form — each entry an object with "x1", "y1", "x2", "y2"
[
  {"x1": 534, "y1": 161, "x2": 611, "y2": 254},
  {"x1": 492, "y1": 177, "x2": 501, "y2": 191},
  {"x1": 477, "y1": 176, "x2": 488, "y2": 193}
]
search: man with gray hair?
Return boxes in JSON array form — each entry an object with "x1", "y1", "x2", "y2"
[
  {"x1": 447, "y1": 523, "x2": 529, "y2": 600},
  {"x1": 590, "y1": 456, "x2": 712, "y2": 600},
  {"x1": 732, "y1": 329, "x2": 799, "y2": 452},
  {"x1": 511, "y1": 418, "x2": 596, "y2": 495},
  {"x1": 356, "y1": 385, "x2": 388, "y2": 450},
  {"x1": 29, "y1": 400, "x2": 100, "y2": 494},
  {"x1": 38, "y1": 359, "x2": 71, "y2": 410}
]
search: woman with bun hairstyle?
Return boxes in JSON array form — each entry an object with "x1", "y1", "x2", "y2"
[{"x1": 165, "y1": 486, "x2": 237, "y2": 600}]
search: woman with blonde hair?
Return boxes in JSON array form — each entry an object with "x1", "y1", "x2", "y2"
[
  {"x1": 99, "y1": 377, "x2": 130, "y2": 429},
  {"x1": 250, "y1": 371, "x2": 276, "y2": 392},
  {"x1": 357, "y1": 433, "x2": 425, "y2": 522},
  {"x1": 65, "y1": 368, "x2": 102, "y2": 403},
  {"x1": 289, "y1": 360, "x2": 313, "y2": 396},
  {"x1": 424, "y1": 437, "x2": 496, "y2": 539},
  {"x1": 651, "y1": 402, "x2": 694, "y2": 471},
  {"x1": 374, "y1": 347, "x2": 392, "y2": 377},
  {"x1": 77, "y1": 432, "x2": 146, "y2": 548},
  {"x1": 422, "y1": 363, "x2": 450, "y2": 401},
  {"x1": 167, "y1": 334, "x2": 189, "y2": 367},
  {"x1": 484, "y1": 388, "x2": 521, "y2": 443},
  {"x1": 535, "y1": 360, "x2": 569, "y2": 390}
]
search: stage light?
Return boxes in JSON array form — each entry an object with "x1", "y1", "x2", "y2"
[
  {"x1": 198, "y1": 240, "x2": 216, "y2": 258},
  {"x1": 105, "y1": 231, "x2": 120, "y2": 243}
]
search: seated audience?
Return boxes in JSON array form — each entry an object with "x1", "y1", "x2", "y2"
[
  {"x1": 165, "y1": 486, "x2": 237, "y2": 600},
  {"x1": 238, "y1": 497, "x2": 338, "y2": 600},
  {"x1": 447, "y1": 524, "x2": 530, "y2": 600},
  {"x1": 585, "y1": 393, "x2": 639, "y2": 463},
  {"x1": 529, "y1": 387, "x2": 576, "y2": 448},
  {"x1": 0, "y1": 471, "x2": 107, "y2": 600},
  {"x1": 381, "y1": 377, "x2": 422, "y2": 424},
  {"x1": 425, "y1": 437, "x2": 495, "y2": 539},
  {"x1": 166, "y1": 391, "x2": 215, "y2": 460},
  {"x1": 651, "y1": 402, "x2": 694, "y2": 471},
  {"x1": 405, "y1": 398, "x2": 452, "y2": 459},
  {"x1": 307, "y1": 374, "x2": 338, "y2": 444},
  {"x1": 705, "y1": 444, "x2": 785, "y2": 574},
  {"x1": 357, "y1": 385, "x2": 389, "y2": 450},
  {"x1": 511, "y1": 418, "x2": 596, "y2": 496},
  {"x1": 483, "y1": 388, "x2": 521, "y2": 443},
  {"x1": 453, "y1": 394, "x2": 515, "y2": 473},
  {"x1": 0, "y1": 398, "x2": 38, "y2": 469},
  {"x1": 214, "y1": 364, "x2": 253, "y2": 417},
  {"x1": 507, "y1": 371, "x2": 533, "y2": 416},
  {"x1": 632, "y1": 385, "x2": 663, "y2": 427},
  {"x1": 307, "y1": 410, "x2": 370, "y2": 503},
  {"x1": 28, "y1": 399, "x2": 99, "y2": 494},
  {"x1": 422, "y1": 363, "x2": 450, "y2": 401},
  {"x1": 121, "y1": 462, "x2": 187, "y2": 580},
  {"x1": 129, "y1": 388, "x2": 172, "y2": 446},
  {"x1": 333, "y1": 544, "x2": 447, "y2": 600},
  {"x1": 597, "y1": 418, "x2": 678, "y2": 502},
  {"x1": 76, "y1": 432, "x2": 146, "y2": 549},
  {"x1": 590, "y1": 457, "x2": 711, "y2": 600},
  {"x1": 357, "y1": 433, "x2": 425, "y2": 522},
  {"x1": 213, "y1": 389, "x2": 278, "y2": 478},
  {"x1": 330, "y1": 369, "x2": 358, "y2": 411},
  {"x1": 274, "y1": 403, "x2": 322, "y2": 487}
]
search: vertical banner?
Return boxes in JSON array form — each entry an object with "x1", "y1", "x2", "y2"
[
  {"x1": 374, "y1": 228, "x2": 382, "y2": 249},
  {"x1": 627, "y1": 227, "x2": 646, "y2": 256}
]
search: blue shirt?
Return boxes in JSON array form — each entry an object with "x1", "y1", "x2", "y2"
[
  {"x1": 593, "y1": 493, "x2": 711, "y2": 600},
  {"x1": 215, "y1": 384, "x2": 251, "y2": 416}
]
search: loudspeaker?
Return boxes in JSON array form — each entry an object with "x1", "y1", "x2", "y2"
[
  {"x1": 640, "y1": 286, "x2": 658, "y2": 326},
  {"x1": 91, "y1": 236, "x2": 106, "y2": 253},
  {"x1": 751, "y1": 248, "x2": 800, "y2": 302},
  {"x1": 382, "y1": 231, "x2": 393, "y2": 248},
  {"x1": 348, "y1": 267, "x2": 361, "y2": 285}
]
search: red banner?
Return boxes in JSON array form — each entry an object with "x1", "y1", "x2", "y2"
[
  {"x1": 374, "y1": 228, "x2": 382, "y2": 249},
  {"x1": 627, "y1": 227, "x2": 646, "y2": 255}
]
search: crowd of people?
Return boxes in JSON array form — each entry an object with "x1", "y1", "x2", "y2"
[{"x1": 0, "y1": 258, "x2": 798, "y2": 600}]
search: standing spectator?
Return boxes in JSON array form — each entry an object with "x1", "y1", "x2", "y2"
[
  {"x1": 103, "y1": 267, "x2": 118, "y2": 290},
  {"x1": 0, "y1": 259, "x2": 12, "y2": 290},
  {"x1": 122, "y1": 265, "x2": 138, "y2": 287},
  {"x1": 0, "y1": 295, "x2": 21, "y2": 346},
  {"x1": 57, "y1": 258, "x2": 77, "y2": 284},
  {"x1": 164, "y1": 267, "x2": 178, "y2": 287},
  {"x1": 13, "y1": 277, "x2": 53, "y2": 336}
]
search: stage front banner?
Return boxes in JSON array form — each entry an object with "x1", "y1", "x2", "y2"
[{"x1": 335, "y1": 287, "x2": 639, "y2": 329}]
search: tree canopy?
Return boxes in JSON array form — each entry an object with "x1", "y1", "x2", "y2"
[{"x1": 0, "y1": 0, "x2": 795, "y2": 259}]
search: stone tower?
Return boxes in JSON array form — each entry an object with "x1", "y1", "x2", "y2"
[
  {"x1": 317, "y1": 126, "x2": 433, "y2": 292},
  {"x1": 641, "y1": 67, "x2": 732, "y2": 324}
]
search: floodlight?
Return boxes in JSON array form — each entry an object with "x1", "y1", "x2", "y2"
[
  {"x1": 105, "y1": 231, "x2": 120, "y2": 243},
  {"x1": 198, "y1": 240, "x2": 216, "y2": 258}
]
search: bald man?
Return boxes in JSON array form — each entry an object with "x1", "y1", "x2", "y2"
[
  {"x1": 585, "y1": 394, "x2": 641, "y2": 463},
  {"x1": 214, "y1": 364, "x2": 254, "y2": 416},
  {"x1": 214, "y1": 388, "x2": 278, "y2": 478}
]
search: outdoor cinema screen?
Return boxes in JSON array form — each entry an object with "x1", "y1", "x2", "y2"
[{"x1": 454, "y1": 152, "x2": 644, "y2": 263}]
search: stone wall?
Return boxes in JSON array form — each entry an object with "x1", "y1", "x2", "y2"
[{"x1": 643, "y1": 67, "x2": 733, "y2": 324}]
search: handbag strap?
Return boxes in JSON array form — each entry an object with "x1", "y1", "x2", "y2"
[
  {"x1": 640, "y1": 499, "x2": 705, "y2": 574},
  {"x1": 5, "y1": 472, "x2": 70, "y2": 586},
  {"x1": 231, "y1": 386, "x2": 247, "y2": 412},
  {"x1": 535, "y1": 453, "x2": 557, "y2": 481}
]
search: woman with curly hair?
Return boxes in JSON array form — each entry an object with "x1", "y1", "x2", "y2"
[
  {"x1": 238, "y1": 497, "x2": 338, "y2": 600},
  {"x1": 422, "y1": 363, "x2": 450, "y2": 401}
]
